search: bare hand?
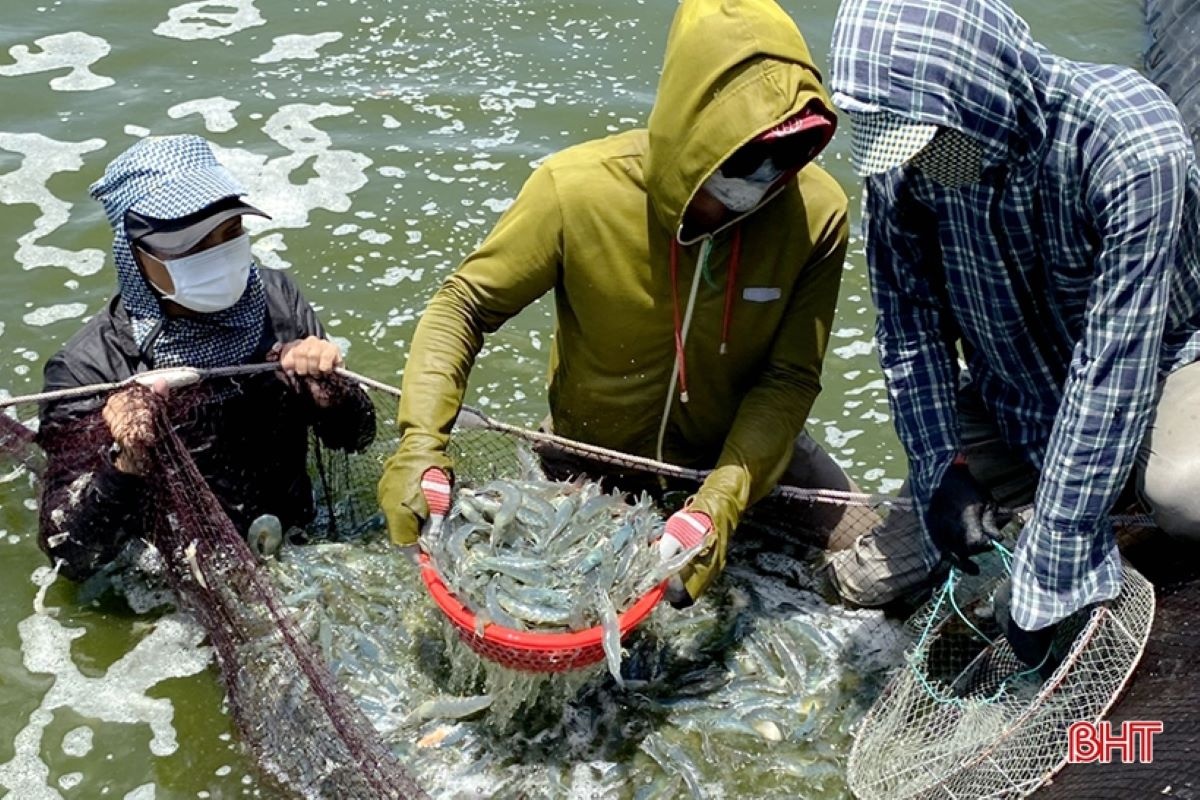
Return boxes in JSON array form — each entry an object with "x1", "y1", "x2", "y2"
[
  {"x1": 102, "y1": 380, "x2": 167, "y2": 474},
  {"x1": 277, "y1": 336, "x2": 344, "y2": 377},
  {"x1": 270, "y1": 337, "x2": 344, "y2": 407}
]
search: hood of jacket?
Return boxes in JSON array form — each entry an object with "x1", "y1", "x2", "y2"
[
  {"x1": 829, "y1": 0, "x2": 1053, "y2": 169},
  {"x1": 645, "y1": 0, "x2": 834, "y2": 236}
]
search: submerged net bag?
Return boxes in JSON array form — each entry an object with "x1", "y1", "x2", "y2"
[
  {"x1": 0, "y1": 365, "x2": 1170, "y2": 798},
  {"x1": 426, "y1": 403, "x2": 905, "y2": 674},
  {"x1": 4, "y1": 365, "x2": 903, "y2": 797},
  {"x1": 847, "y1": 546, "x2": 1155, "y2": 800},
  {"x1": 3, "y1": 367, "x2": 427, "y2": 799},
  {"x1": 55, "y1": 376, "x2": 428, "y2": 799}
]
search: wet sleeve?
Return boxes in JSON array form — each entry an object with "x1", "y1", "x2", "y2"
[
  {"x1": 378, "y1": 165, "x2": 562, "y2": 543},
  {"x1": 864, "y1": 173, "x2": 961, "y2": 527},
  {"x1": 682, "y1": 205, "x2": 848, "y2": 598},
  {"x1": 37, "y1": 358, "x2": 145, "y2": 580},
  {"x1": 276, "y1": 278, "x2": 375, "y2": 453},
  {"x1": 308, "y1": 374, "x2": 377, "y2": 453},
  {"x1": 1011, "y1": 149, "x2": 1188, "y2": 630},
  {"x1": 282, "y1": 273, "x2": 327, "y2": 340}
]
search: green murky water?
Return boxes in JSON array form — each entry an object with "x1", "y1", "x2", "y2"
[{"x1": 0, "y1": 1, "x2": 1146, "y2": 797}]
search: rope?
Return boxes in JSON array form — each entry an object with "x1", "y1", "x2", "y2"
[
  {"x1": 910, "y1": 541, "x2": 1052, "y2": 708},
  {"x1": 0, "y1": 367, "x2": 1163, "y2": 528}
]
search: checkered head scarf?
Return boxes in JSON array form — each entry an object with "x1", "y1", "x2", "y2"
[
  {"x1": 836, "y1": 95, "x2": 984, "y2": 186},
  {"x1": 89, "y1": 135, "x2": 267, "y2": 368}
]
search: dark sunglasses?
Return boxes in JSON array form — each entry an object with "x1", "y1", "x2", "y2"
[{"x1": 719, "y1": 128, "x2": 828, "y2": 179}]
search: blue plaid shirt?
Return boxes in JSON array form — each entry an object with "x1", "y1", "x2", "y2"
[{"x1": 831, "y1": 0, "x2": 1200, "y2": 629}]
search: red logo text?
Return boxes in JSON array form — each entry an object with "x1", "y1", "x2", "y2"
[{"x1": 1068, "y1": 721, "x2": 1163, "y2": 764}]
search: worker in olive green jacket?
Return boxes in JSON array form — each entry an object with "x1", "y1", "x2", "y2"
[{"x1": 379, "y1": 0, "x2": 850, "y2": 603}]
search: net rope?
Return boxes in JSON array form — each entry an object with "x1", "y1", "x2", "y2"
[{"x1": 0, "y1": 368, "x2": 1157, "y2": 526}]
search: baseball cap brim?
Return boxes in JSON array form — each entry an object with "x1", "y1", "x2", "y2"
[
  {"x1": 126, "y1": 198, "x2": 270, "y2": 256},
  {"x1": 832, "y1": 94, "x2": 938, "y2": 176}
]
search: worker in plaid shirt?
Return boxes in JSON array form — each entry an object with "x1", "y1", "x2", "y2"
[{"x1": 826, "y1": 0, "x2": 1200, "y2": 664}]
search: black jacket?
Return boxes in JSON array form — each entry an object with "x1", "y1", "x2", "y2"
[{"x1": 37, "y1": 269, "x2": 376, "y2": 580}]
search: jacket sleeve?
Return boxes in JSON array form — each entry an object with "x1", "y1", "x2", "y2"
[
  {"x1": 268, "y1": 270, "x2": 378, "y2": 454},
  {"x1": 864, "y1": 172, "x2": 962, "y2": 530},
  {"x1": 37, "y1": 355, "x2": 145, "y2": 581},
  {"x1": 307, "y1": 374, "x2": 377, "y2": 453},
  {"x1": 1010, "y1": 148, "x2": 1188, "y2": 630},
  {"x1": 378, "y1": 165, "x2": 562, "y2": 543},
  {"x1": 682, "y1": 203, "x2": 848, "y2": 598}
]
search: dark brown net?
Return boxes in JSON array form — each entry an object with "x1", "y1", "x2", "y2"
[
  {"x1": 5, "y1": 370, "x2": 924, "y2": 797},
  {"x1": 135, "y1": 383, "x2": 424, "y2": 799}
]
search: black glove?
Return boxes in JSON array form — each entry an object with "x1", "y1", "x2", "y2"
[
  {"x1": 1005, "y1": 614, "x2": 1058, "y2": 676},
  {"x1": 994, "y1": 578, "x2": 1059, "y2": 674},
  {"x1": 927, "y1": 461, "x2": 1009, "y2": 575}
]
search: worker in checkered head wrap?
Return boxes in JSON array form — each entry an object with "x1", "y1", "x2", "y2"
[
  {"x1": 827, "y1": 0, "x2": 1200, "y2": 666},
  {"x1": 381, "y1": 0, "x2": 869, "y2": 607},
  {"x1": 35, "y1": 134, "x2": 377, "y2": 581}
]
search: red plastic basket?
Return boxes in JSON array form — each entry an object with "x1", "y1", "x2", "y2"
[{"x1": 419, "y1": 553, "x2": 667, "y2": 673}]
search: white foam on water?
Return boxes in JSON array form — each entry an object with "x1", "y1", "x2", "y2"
[
  {"x1": 359, "y1": 230, "x2": 391, "y2": 245},
  {"x1": 22, "y1": 303, "x2": 87, "y2": 327},
  {"x1": 123, "y1": 785, "x2": 155, "y2": 800},
  {"x1": 167, "y1": 97, "x2": 240, "y2": 133},
  {"x1": 252, "y1": 32, "x2": 342, "y2": 64},
  {"x1": 0, "y1": 569, "x2": 212, "y2": 798},
  {"x1": 371, "y1": 266, "x2": 424, "y2": 287},
  {"x1": 57, "y1": 773, "x2": 82, "y2": 790},
  {"x1": 328, "y1": 334, "x2": 351, "y2": 356},
  {"x1": 154, "y1": 0, "x2": 265, "y2": 41},
  {"x1": 124, "y1": 125, "x2": 151, "y2": 138},
  {"x1": 0, "y1": 132, "x2": 106, "y2": 276},
  {"x1": 832, "y1": 340, "x2": 875, "y2": 360},
  {"x1": 213, "y1": 104, "x2": 371, "y2": 235},
  {"x1": 252, "y1": 232, "x2": 290, "y2": 271},
  {"x1": 0, "y1": 32, "x2": 114, "y2": 91},
  {"x1": 479, "y1": 84, "x2": 538, "y2": 116},
  {"x1": 60, "y1": 726, "x2": 93, "y2": 757},
  {"x1": 482, "y1": 197, "x2": 513, "y2": 214}
]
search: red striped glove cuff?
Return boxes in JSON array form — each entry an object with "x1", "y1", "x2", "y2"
[
  {"x1": 420, "y1": 468, "x2": 452, "y2": 517},
  {"x1": 665, "y1": 510, "x2": 711, "y2": 550}
]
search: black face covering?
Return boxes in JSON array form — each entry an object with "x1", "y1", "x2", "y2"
[{"x1": 910, "y1": 128, "x2": 985, "y2": 188}]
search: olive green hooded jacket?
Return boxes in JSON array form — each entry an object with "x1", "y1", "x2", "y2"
[{"x1": 379, "y1": 0, "x2": 849, "y2": 599}]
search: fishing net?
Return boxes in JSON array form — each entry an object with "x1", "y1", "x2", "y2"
[
  {"x1": 1036, "y1": 530, "x2": 1200, "y2": 799},
  {"x1": 26, "y1": 371, "x2": 428, "y2": 800},
  {"x1": 2, "y1": 364, "x2": 1175, "y2": 799},
  {"x1": 847, "y1": 543, "x2": 1155, "y2": 800},
  {"x1": 1145, "y1": 0, "x2": 1200, "y2": 145},
  {"x1": 2, "y1": 366, "x2": 919, "y2": 798}
]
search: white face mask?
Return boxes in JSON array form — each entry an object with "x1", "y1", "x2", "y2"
[
  {"x1": 146, "y1": 233, "x2": 252, "y2": 313},
  {"x1": 702, "y1": 159, "x2": 785, "y2": 213}
]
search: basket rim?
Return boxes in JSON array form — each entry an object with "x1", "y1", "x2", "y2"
[
  {"x1": 419, "y1": 553, "x2": 667, "y2": 653},
  {"x1": 846, "y1": 562, "x2": 1156, "y2": 799}
]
